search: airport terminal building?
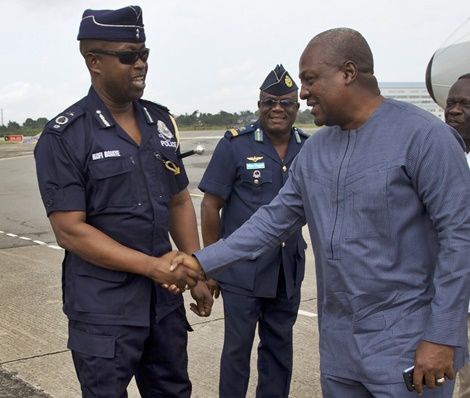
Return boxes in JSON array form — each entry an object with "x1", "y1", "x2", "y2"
[{"x1": 379, "y1": 82, "x2": 444, "y2": 120}]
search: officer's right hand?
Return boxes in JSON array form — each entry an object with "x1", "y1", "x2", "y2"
[
  {"x1": 206, "y1": 279, "x2": 220, "y2": 299},
  {"x1": 147, "y1": 251, "x2": 203, "y2": 292}
]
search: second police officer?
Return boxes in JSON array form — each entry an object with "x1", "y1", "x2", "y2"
[{"x1": 199, "y1": 65, "x2": 308, "y2": 398}]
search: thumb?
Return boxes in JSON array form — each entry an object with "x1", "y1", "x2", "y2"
[{"x1": 170, "y1": 255, "x2": 184, "y2": 271}]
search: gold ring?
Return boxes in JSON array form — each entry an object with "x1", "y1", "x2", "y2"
[{"x1": 436, "y1": 377, "x2": 445, "y2": 384}]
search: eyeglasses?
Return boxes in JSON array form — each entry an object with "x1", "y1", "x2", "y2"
[
  {"x1": 259, "y1": 98, "x2": 299, "y2": 108},
  {"x1": 88, "y1": 48, "x2": 150, "y2": 65}
]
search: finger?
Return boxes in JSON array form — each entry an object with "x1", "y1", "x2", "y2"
[
  {"x1": 166, "y1": 285, "x2": 181, "y2": 295},
  {"x1": 189, "y1": 302, "x2": 204, "y2": 316},
  {"x1": 203, "y1": 300, "x2": 212, "y2": 316},
  {"x1": 445, "y1": 364, "x2": 455, "y2": 380},
  {"x1": 424, "y1": 371, "x2": 436, "y2": 389},
  {"x1": 435, "y1": 375, "x2": 445, "y2": 387},
  {"x1": 413, "y1": 367, "x2": 424, "y2": 394},
  {"x1": 189, "y1": 303, "x2": 199, "y2": 315}
]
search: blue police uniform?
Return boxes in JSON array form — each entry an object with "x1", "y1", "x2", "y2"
[
  {"x1": 35, "y1": 86, "x2": 192, "y2": 397},
  {"x1": 199, "y1": 121, "x2": 308, "y2": 397}
]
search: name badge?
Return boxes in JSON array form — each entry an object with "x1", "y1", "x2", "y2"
[{"x1": 246, "y1": 162, "x2": 265, "y2": 170}]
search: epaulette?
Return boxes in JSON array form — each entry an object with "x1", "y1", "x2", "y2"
[
  {"x1": 223, "y1": 124, "x2": 256, "y2": 140},
  {"x1": 140, "y1": 99, "x2": 170, "y2": 114},
  {"x1": 44, "y1": 107, "x2": 85, "y2": 134},
  {"x1": 293, "y1": 127, "x2": 309, "y2": 138}
]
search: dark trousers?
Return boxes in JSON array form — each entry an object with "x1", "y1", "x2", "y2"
[
  {"x1": 219, "y1": 288, "x2": 301, "y2": 398},
  {"x1": 68, "y1": 306, "x2": 191, "y2": 398}
]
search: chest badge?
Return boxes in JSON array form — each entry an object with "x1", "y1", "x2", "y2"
[
  {"x1": 247, "y1": 156, "x2": 263, "y2": 162},
  {"x1": 157, "y1": 120, "x2": 173, "y2": 139},
  {"x1": 246, "y1": 162, "x2": 265, "y2": 170}
]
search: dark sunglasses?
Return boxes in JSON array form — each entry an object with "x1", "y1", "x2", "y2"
[
  {"x1": 88, "y1": 48, "x2": 150, "y2": 65},
  {"x1": 259, "y1": 98, "x2": 299, "y2": 108}
]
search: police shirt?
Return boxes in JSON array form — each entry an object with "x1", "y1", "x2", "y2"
[
  {"x1": 35, "y1": 87, "x2": 187, "y2": 326},
  {"x1": 198, "y1": 121, "x2": 308, "y2": 298}
]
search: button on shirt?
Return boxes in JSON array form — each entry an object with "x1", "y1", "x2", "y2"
[
  {"x1": 35, "y1": 87, "x2": 188, "y2": 326},
  {"x1": 195, "y1": 99, "x2": 470, "y2": 383}
]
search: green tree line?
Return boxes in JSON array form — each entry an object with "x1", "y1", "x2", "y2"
[{"x1": 0, "y1": 109, "x2": 314, "y2": 136}]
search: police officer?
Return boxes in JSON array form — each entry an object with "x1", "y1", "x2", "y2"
[
  {"x1": 34, "y1": 6, "x2": 211, "y2": 397},
  {"x1": 199, "y1": 65, "x2": 308, "y2": 398}
]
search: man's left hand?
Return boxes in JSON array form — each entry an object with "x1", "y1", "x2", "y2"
[
  {"x1": 189, "y1": 281, "x2": 214, "y2": 317},
  {"x1": 413, "y1": 340, "x2": 455, "y2": 394}
]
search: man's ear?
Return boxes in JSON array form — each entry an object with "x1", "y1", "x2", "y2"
[
  {"x1": 85, "y1": 53, "x2": 101, "y2": 74},
  {"x1": 341, "y1": 60, "x2": 358, "y2": 85}
]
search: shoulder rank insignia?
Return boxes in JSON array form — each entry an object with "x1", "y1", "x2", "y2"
[
  {"x1": 224, "y1": 128, "x2": 240, "y2": 140},
  {"x1": 254, "y1": 128, "x2": 263, "y2": 142},
  {"x1": 247, "y1": 156, "x2": 263, "y2": 162},
  {"x1": 45, "y1": 108, "x2": 84, "y2": 134}
]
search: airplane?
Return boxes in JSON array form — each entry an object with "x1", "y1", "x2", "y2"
[{"x1": 426, "y1": 17, "x2": 470, "y2": 108}]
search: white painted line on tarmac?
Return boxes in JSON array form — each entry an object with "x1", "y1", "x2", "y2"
[
  {"x1": 47, "y1": 244, "x2": 63, "y2": 250},
  {"x1": 180, "y1": 136, "x2": 222, "y2": 140},
  {"x1": 1, "y1": 229, "x2": 63, "y2": 251},
  {"x1": 298, "y1": 309, "x2": 317, "y2": 318},
  {"x1": 0, "y1": 154, "x2": 34, "y2": 161},
  {"x1": 33, "y1": 240, "x2": 46, "y2": 245}
]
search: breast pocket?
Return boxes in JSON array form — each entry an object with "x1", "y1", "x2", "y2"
[
  {"x1": 239, "y1": 169, "x2": 273, "y2": 206},
  {"x1": 88, "y1": 157, "x2": 136, "y2": 210},
  {"x1": 345, "y1": 170, "x2": 390, "y2": 239}
]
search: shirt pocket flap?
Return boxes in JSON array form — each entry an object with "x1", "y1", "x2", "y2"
[{"x1": 89, "y1": 157, "x2": 133, "y2": 180}]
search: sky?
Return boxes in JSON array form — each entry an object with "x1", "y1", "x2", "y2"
[{"x1": 0, "y1": 0, "x2": 468, "y2": 124}]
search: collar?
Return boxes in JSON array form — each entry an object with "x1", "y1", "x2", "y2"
[{"x1": 86, "y1": 87, "x2": 115, "y2": 129}]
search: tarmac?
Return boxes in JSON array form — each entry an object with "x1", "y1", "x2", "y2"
[{"x1": 0, "y1": 134, "x2": 323, "y2": 398}]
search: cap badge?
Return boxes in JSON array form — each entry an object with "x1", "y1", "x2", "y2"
[{"x1": 285, "y1": 75, "x2": 293, "y2": 88}]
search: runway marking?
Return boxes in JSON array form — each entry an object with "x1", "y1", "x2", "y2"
[
  {"x1": 180, "y1": 136, "x2": 222, "y2": 140},
  {"x1": 298, "y1": 309, "x2": 318, "y2": 318},
  {"x1": 33, "y1": 240, "x2": 46, "y2": 245},
  {"x1": 0, "y1": 229, "x2": 63, "y2": 251},
  {"x1": 0, "y1": 154, "x2": 34, "y2": 161}
]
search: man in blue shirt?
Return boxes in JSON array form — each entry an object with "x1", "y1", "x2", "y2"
[
  {"x1": 199, "y1": 65, "x2": 308, "y2": 397},
  {"x1": 445, "y1": 74, "x2": 470, "y2": 398},
  {"x1": 173, "y1": 28, "x2": 470, "y2": 397},
  {"x1": 35, "y1": 6, "x2": 209, "y2": 397}
]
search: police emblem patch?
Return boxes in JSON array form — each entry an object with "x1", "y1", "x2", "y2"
[
  {"x1": 157, "y1": 120, "x2": 173, "y2": 139},
  {"x1": 285, "y1": 75, "x2": 293, "y2": 88}
]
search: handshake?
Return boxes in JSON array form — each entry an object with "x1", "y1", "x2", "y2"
[{"x1": 149, "y1": 251, "x2": 205, "y2": 294}]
